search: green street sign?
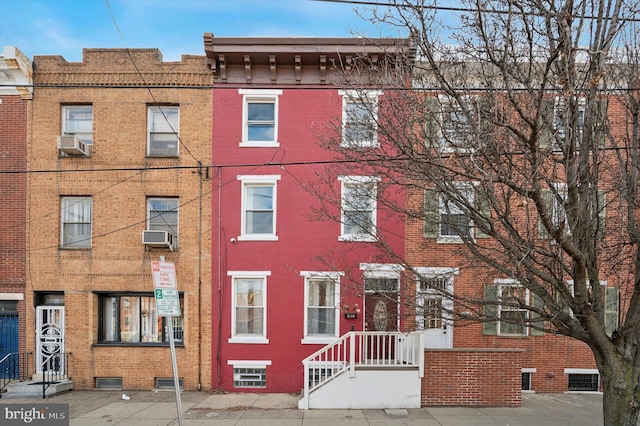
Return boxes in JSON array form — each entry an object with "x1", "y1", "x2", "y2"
[{"x1": 154, "y1": 289, "x2": 181, "y2": 317}]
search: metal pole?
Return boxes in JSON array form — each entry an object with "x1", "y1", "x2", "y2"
[{"x1": 168, "y1": 319, "x2": 183, "y2": 426}]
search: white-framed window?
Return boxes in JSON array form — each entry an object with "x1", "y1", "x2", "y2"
[
  {"x1": 62, "y1": 105, "x2": 93, "y2": 144},
  {"x1": 339, "y1": 90, "x2": 382, "y2": 148},
  {"x1": 301, "y1": 271, "x2": 342, "y2": 344},
  {"x1": 228, "y1": 271, "x2": 269, "y2": 344},
  {"x1": 239, "y1": 89, "x2": 282, "y2": 147},
  {"x1": 98, "y1": 293, "x2": 184, "y2": 344},
  {"x1": 228, "y1": 360, "x2": 271, "y2": 388},
  {"x1": 439, "y1": 184, "x2": 474, "y2": 241},
  {"x1": 497, "y1": 279, "x2": 529, "y2": 336},
  {"x1": 565, "y1": 369, "x2": 600, "y2": 392},
  {"x1": 555, "y1": 96, "x2": 585, "y2": 141},
  {"x1": 439, "y1": 95, "x2": 476, "y2": 151},
  {"x1": 522, "y1": 368, "x2": 536, "y2": 392},
  {"x1": 61, "y1": 196, "x2": 92, "y2": 248},
  {"x1": 147, "y1": 198, "x2": 179, "y2": 247},
  {"x1": 339, "y1": 176, "x2": 379, "y2": 241},
  {"x1": 148, "y1": 106, "x2": 179, "y2": 157},
  {"x1": 415, "y1": 270, "x2": 456, "y2": 331},
  {"x1": 238, "y1": 175, "x2": 280, "y2": 241}
]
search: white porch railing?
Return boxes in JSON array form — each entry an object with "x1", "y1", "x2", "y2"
[{"x1": 301, "y1": 331, "x2": 423, "y2": 410}]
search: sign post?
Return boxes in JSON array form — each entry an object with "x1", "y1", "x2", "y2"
[{"x1": 152, "y1": 260, "x2": 183, "y2": 426}]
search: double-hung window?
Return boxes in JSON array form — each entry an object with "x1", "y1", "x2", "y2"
[
  {"x1": 339, "y1": 90, "x2": 382, "y2": 148},
  {"x1": 555, "y1": 97, "x2": 585, "y2": 142},
  {"x1": 238, "y1": 175, "x2": 280, "y2": 241},
  {"x1": 98, "y1": 293, "x2": 183, "y2": 344},
  {"x1": 439, "y1": 95, "x2": 476, "y2": 151},
  {"x1": 497, "y1": 280, "x2": 529, "y2": 336},
  {"x1": 62, "y1": 105, "x2": 93, "y2": 145},
  {"x1": 61, "y1": 196, "x2": 92, "y2": 249},
  {"x1": 229, "y1": 271, "x2": 269, "y2": 344},
  {"x1": 239, "y1": 89, "x2": 281, "y2": 147},
  {"x1": 148, "y1": 106, "x2": 179, "y2": 157},
  {"x1": 439, "y1": 184, "x2": 474, "y2": 240},
  {"x1": 339, "y1": 176, "x2": 379, "y2": 241},
  {"x1": 301, "y1": 272, "x2": 341, "y2": 343},
  {"x1": 147, "y1": 198, "x2": 179, "y2": 247}
]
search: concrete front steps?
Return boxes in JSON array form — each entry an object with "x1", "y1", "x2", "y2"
[{"x1": 1, "y1": 378, "x2": 73, "y2": 399}]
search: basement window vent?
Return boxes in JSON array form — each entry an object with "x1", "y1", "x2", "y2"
[
  {"x1": 521, "y1": 372, "x2": 531, "y2": 391},
  {"x1": 155, "y1": 377, "x2": 184, "y2": 389},
  {"x1": 233, "y1": 367, "x2": 266, "y2": 388},
  {"x1": 568, "y1": 374, "x2": 599, "y2": 391},
  {"x1": 95, "y1": 377, "x2": 123, "y2": 389}
]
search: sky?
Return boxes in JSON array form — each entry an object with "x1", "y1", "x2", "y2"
[{"x1": 0, "y1": 0, "x2": 408, "y2": 62}]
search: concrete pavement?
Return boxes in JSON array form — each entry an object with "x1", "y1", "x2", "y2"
[{"x1": 0, "y1": 390, "x2": 623, "y2": 425}]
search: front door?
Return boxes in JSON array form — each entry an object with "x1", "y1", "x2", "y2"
[
  {"x1": 0, "y1": 301, "x2": 19, "y2": 378},
  {"x1": 418, "y1": 276, "x2": 453, "y2": 348},
  {"x1": 36, "y1": 306, "x2": 65, "y2": 375},
  {"x1": 364, "y1": 277, "x2": 399, "y2": 363}
]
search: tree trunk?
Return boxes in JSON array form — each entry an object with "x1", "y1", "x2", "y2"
[{"x1": 600, "y1": 359, "x2": 640, "y2": 426}]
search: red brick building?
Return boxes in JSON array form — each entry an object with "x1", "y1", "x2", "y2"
[
  {"x1": 0, "y1": 46, "x2": 32, "y2": 368},
  {"x1": 205, "y1": 35, "x2": 413, "y2": 395}
]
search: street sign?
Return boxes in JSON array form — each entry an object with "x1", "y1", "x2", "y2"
[
  {"x1": 154, "y1": 288, "x2": 181, "y2": 317},
  {"x1": 151, "y1": 261, "x2": 177, "y2": 289}
]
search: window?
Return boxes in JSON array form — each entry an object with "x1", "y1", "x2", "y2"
[
  {"x1": 439, "y1": 186, "x2": 474, "y2": 239},
  {"x1": 148, "y1": 106, "x2": 179, "y2": 157},
  {"x1": 565, "y1": 369, "x2": 600, "y2": 391},
  {"x1": 239, "y1": 89, "x2": 281, "y2": 147},
  {"x1": 498, "y1": 282, "x2": 529, "y2": 336},
  {"x1": 522, "y1": 372, "x2": 532, "y2": 391},
  {"x1": 238, "y1": 175, "x2": 280, "y2": 241},
  {"x1": 555, "y1": 97, "x2": 585, "y2": 141},
  {"x1": 339, "y1": 176, "x2": 379, "y2": 241},
  {"x1": 228, "y1": 360, "x2": 271, "y2": 388},
  {"x1": 301, "y1": 272, "x2": 341, "y2": 343},
  {"x1": 147, "y1": 198, "x2": 179, "y2": 247},
  {"x1": 339, "y1": 90, "x2": 382, "y2": 147},
  {"x1": 98, "y1": 293, "x2": 184, "y2": 344},
  {"x1": 61, "y1": 196, "x2": 92, "y2": 248},
  {"x1": 439, "y1": 95, "x2": 476, "y2": 151},
  {"x1": 229, "y1": 272, "x2": 269, "y2": 344},
  {"x1": 417, "y1": 277, "x2": 448, "y2": 330},
  {"x1": 62, "y1": 105, "x2": 93, "y2": 144}
]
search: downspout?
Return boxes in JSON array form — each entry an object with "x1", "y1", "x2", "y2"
[
  {"x1": 197, "y1": 160, "x2": 203, "y2": 391},
  {"x1": 216, "y1": 165, "x2": 222, "y2": 387}
]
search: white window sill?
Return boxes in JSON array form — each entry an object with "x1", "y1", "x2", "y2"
[
  {"x1": 301, "y1": 336, "x2": 339, "y2": 345},
  {"x1": 339, "y1": 235, "x2": 376, "y2": 242},
  {"x1": 437, "y1": 236, "x2": 475, "y2": 244},
  {"x1": 238, "y1": 235, "x2": 278, "y2": 242},
  {"x1": 340, "y1": 142, "x2": 379, "y2": 149},
  {"x1": 228, "y1": 337, "x2": 269, "y2": 344},
  {"x1": 239, "y1": 141, "x2": 280, "y2": 148}
]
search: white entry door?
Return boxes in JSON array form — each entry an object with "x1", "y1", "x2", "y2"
[
  {"x1": 417, "y1": 276, "x2": 453, "y2": 349},
  {"x1": 36, "y1": 306, "x2": 65, "y2": 374}
]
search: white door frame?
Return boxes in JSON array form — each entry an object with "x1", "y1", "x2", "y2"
[
  {"x1": 416, "y1": 268, "x2": 457, "y2": 349},
  {"x1": 36, "y1": 306, "x2": 65, "y2": 375}
]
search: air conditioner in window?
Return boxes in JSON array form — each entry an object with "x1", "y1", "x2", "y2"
[
  {"x1": 57, "y1": 135, "x2": 91, "y2": 156},
  {"x1": 142, "y1": 230, "x2": 175, "y2": 250}
]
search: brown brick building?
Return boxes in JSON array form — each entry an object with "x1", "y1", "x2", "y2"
[
  {"x1": 27, "y1": 48, "x2": 212, "y2": 390},
  {"x1": 0, "y1": 46, "x2": 32, "y2": 369}
]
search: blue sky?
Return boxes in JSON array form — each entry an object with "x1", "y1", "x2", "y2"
[{"x1": 0, "y1": 0, "x2": 407, "y2": 62}]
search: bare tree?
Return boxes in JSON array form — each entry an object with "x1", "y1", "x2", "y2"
[{"x1": 307, "y1": 0, "x2": 640, "y2": 424}]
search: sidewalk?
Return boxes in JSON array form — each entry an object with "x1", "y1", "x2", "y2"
[{"x1": 0, "y1": 390, "x2": 613, "y2": 425}]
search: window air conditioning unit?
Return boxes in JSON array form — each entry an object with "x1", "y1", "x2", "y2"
[
  {"x1": 57, "y1": 135, "x2": 91, "y2": 156},
  {"x1": 142, "y1": 230, "x2": 175, "y2": 250}
]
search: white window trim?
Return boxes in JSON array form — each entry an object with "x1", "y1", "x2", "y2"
[
  {"x1": 522, "y1": 368, "x2": 536, "y2": 393},
  {"x1": 300, "y1": 271, "x2": 343, "y2": 344},
  {"x1": 564, "y1": 368, "x2": 601, "y2": 394},
  {"x1": 239, "y1": 89, "x2": 282, "y2": 147},
  {"x1": 495, "y1": 278, "x2": 529, "y2": 337},
  {"x1": 60, "y1": 196, "x2": 92, "y2": 249},
  {"x1": 147, "y1": 105, "x2": 180, "y2": 157},
  {"x1": 62, "y1": 104, "x2": 93, "y2": 144},
  {"x1": 147, "y1": 197, "x2": 179, "y2": 248},
  {"x1": 414, "y1": 268, "x2": 456, "y2": 332},
  {"x1": 228, "y1": 271, "x2": 270, "y2": 344},
  {"x1": 554, "y1": 96, "x2": 586, "y2": 141},
  {"x1": 437, "y1": 182, "x2": 475, "y2": 244},
  {"x1": 437, "y1": 94, "x2": 476, "y2": 153},
  {"x1": 338, "y1": 176, "x2": 380, "y2": 242},
  {"x1": 339, "y1": 90, "x2": 383, "y2": 148},
  {"x1": 227, "y1": 360, "x2": 272, "y2": 368},
  {"x1": 237, "y1": 175, "x2": 281, "y2": 241}
]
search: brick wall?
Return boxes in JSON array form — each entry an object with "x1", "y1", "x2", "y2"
[
  {"x1": 422, "y1": 349, "x2": 523, "y2": 407},
  {"x1": 0, "y1": 94, "x2": 28, "y2": 354},
  {"x1": 27, "y1": 49, "x2": 212, "y2": 391}
]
